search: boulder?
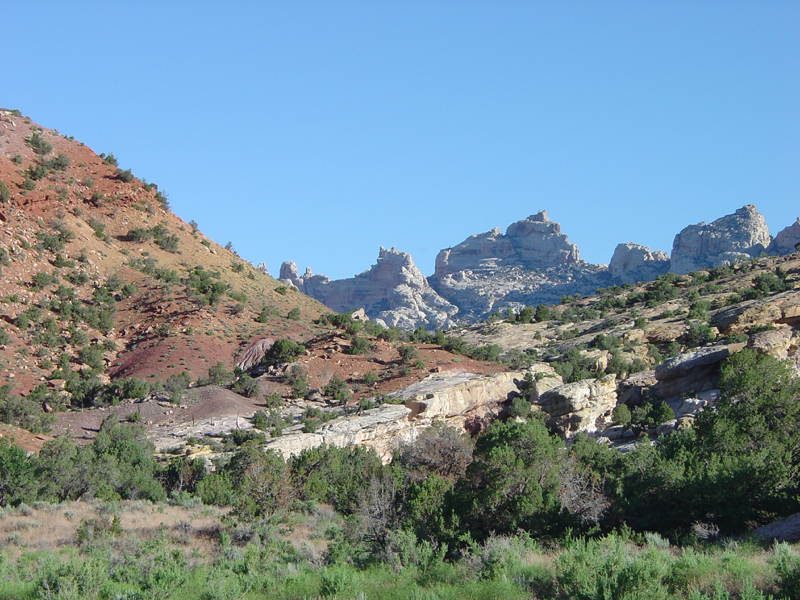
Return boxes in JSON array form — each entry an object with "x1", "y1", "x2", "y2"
[
  {"x1": 654, "y1": 345, "x2": 734, "y2": 399},
  {"x1": 746, "y1": 325, "x2": 794, "y2": 359},
  {"x1": 535, "y1": 374, "x2": 617, "y2": 438},
  {"x1": 617, "y1": 370, "x2": 658, "y2": 406},
  {"x1": 236, "y1": 337, "x2": 276, "y2": 371},
  {"x1": 609, "y1": 243, "x2": 671, "y2": 284},
  {"x1": 527, "y1": 364, "x2": 564, "y2": 402},
  {"x1": 670, "y1": 205, "x2": 772, "y2": 275},
  {"x1": 769, "y1": 217, "x2": 800, "y2": 256},
  {"x1": 753, "y1": 513, "x2": 800, "y2": 542}
]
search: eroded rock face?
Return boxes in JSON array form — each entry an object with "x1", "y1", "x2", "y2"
[
  {"x1": 427, "y1": 211, "x2": 613, "y2": 321},
  {"x1": 711, "y1": 289, "x2": 800, "y2": 335},
  {"x1": 236, "y1": 338, "x2": 276, "y2": 371},
  {"x1": 769, "y1": 217, "x2": 800, "y2": 256},
  {"x1": 609, "y1": 243, "x2": 670, "y2": 284},
  {"x1": 670, "y1": 205, "x2": 772, "y2": 274},
  {"x1": 265, "y1": 370, "x2": 523, "y2": 462},
  {"x1": 535, "y1": 374, "x2": 617, "y2": 438},
  {"x1": 281, "y1": 248, "x2": 458, "y2": 330},
  {"x1": 433, "y1": 211, "x2": 580, "y2": 280}
]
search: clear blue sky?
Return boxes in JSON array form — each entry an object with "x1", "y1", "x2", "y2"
[{"x1": 3, "y1": 1, "x2": 798, "y2": 280}]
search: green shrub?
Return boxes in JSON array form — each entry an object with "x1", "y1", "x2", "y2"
[
  {"x1": 348, "y1": 335, "x2": 370, "y2": 355},
  {"x1": 114, "y1": 168, "x2": 134, "y2": 182},
  {"x1": 25, "y1": 132, "x2": 52, "y2": 155},
  {"x1": 287, "y1": 307, "x2": 301, "y2": 321},
  {"x1": 398, "y1": 345, "x2": 419, "y2": 363},
  {"x1": 255, "y1": 305, "x2": 278, "y2": 322},
  {"x1": 231, "y1": 374, "x2": 258, "y2": 398},
  {"x1": 287, "y1": 364, "x2": 308, "y2": 398},
  {"x1": 612, "y1": 404, "x2": 631, "y2": 426},
  {"x1": 322, "y1": 375, "x2": 351, "y2": 404},
  {"x1": 31, "y1": 271, "x2": 55, "y2": 290},
  {"x1": 685, "y1": 323, "x2": 716, "y2": 346},
  {"x1": 42, "y1": 153, "x2": 70, "y2": 170}
]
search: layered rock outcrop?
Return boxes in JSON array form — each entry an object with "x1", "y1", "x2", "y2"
[
  {"x1": 534, "y1": 374, "x2": 617, "y2": 438},
  {"x1": 266, "y1": 370, "x2": 522, "y2": 461},
  {"x1": 609, "y1": 243, "x2": 670, "y2": 284},
  {"x1": 769, "y1": 217, "x2": 800, "y2": 256},
  {"x1": 280, "y1": 247, "x2": 458, "y2": 330},
  {"x1": 670, "y1": 205, "x2": 772, "y2": 274}
]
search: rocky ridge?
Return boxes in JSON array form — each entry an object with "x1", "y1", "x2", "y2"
[
  {"x1": 280, "y1": 246, "x2": 458, "y2": 330},
  {"x1": 282, "y1": 205, "x2": 796, "y2": 329}
]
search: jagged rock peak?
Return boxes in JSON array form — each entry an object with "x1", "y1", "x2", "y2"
[
  {"x1": 280, "y1": 248, "x2": 458, "y2": 330},
  {"x1": 279, "y1": 260, "x2": 298, "y2": 281},
  {"x1": 433, "y1": 210, "x2": 580, "y2": 280},
  {"x1": 769, "y1": 217, "x2": 800, "y2": 256},
  {"x1": 609, "y1": 242, "x2": 670, "y2": 285},
  {"x1": 670, "y1": 204, "x2": 772, "y2": 274}
]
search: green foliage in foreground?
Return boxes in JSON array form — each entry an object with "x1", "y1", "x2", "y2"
[
  {"x1": 0, "y1": 514, "x2": 798, "y2": 599},
  {"x1": 1, "y1": 351, "x2": 799, "y2": 598}
]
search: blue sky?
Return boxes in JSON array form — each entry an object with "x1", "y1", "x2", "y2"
[{"x1": 3, "y1": 1, "x2": 798, "y2": 280}]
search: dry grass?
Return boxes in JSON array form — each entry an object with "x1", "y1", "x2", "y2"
[{"x1": 0, "y1": 500, "x2": 228, "y2": 560}]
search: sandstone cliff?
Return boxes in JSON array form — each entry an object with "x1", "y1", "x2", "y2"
[
  {"x1": 280, "y1": 247, "x2": 458, "y2": 329},
  {"x1": 769, "y1": 217, "x2": 800, "y2": 256},
  {"x1": 265, "y1": 370, "x2": 522, "y2": 461},
  {"x1": 670, "y1": 205, "x2": 772, "y2": 274},
  {"x1": 609, "y1": 243, "x2": 670, "y2": 284}
]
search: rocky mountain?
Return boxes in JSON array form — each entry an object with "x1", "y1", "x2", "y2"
[
  {"x1": 283, "y1": 205, "x2": 797, "y2": 329},
  {"x1": 0, "y1": 109, "x2": 330, "y2": 396},
  {"x1": 428, "y1": 211, "x2": 615, "y2": 321},
  {"x1": 669, "y1": 204, "x2": 772, "y2": 274},
  {"x1": 608, "y1": 243, "x2": 671, "y2": 285},
  {"x1": 279, "y1": 246, "x2": 459, "y2": 330},
  {"x1": 770, "y1": 217, "x2": 800, "y2": 256}
]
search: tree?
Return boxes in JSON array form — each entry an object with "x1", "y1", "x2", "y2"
[
  {"x1": 0, "y1": 437, "x2": 35, "y2": 506},
  {"x1": 618, "y1": 350, "x2": 800, "y2": 536},
  {"x1": 450, "y1": 418, "x2": 566, "y2": 538}
]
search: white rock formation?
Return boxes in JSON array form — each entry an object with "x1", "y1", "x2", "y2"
[
  {"x1": 670, "y1": 205, "x2": 772, "y2": 274},
  {"x1": 609, "y1": 243, "x2": 670, "y2": 284},
  {"x1": 265, "y1": 370, "x2": 523, "y2": 462},
  {"x1": 280, "y1": 248, "x2": 459, "y2": 330},
  {"x1": 769, "y1": 217, "x2": 800, "y2": 256},
  {"x1": 534, "y1": 374, "x2": 617, "y2": 438}
]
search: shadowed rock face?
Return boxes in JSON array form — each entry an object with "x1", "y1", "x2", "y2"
[
  {"x1": 280, "y1": 247, "x2": 458, "y2": 330},
  {"x1": 609, "y1": 243, "x2": 671, "y2": 284},
  {"x1": 670, "y1": 205, "x2": 772, "y2": 274}
]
